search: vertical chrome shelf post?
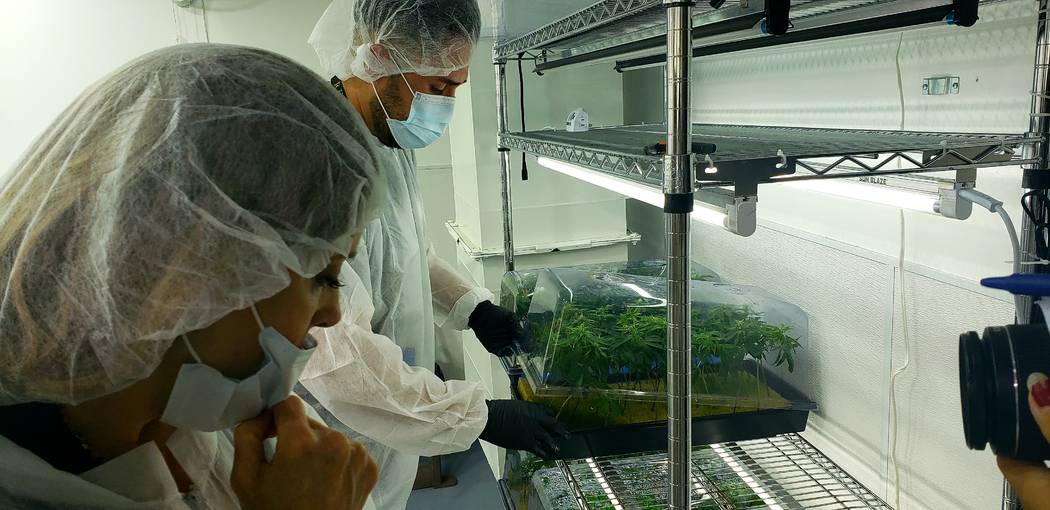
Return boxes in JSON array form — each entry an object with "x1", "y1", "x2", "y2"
[
  {"x1": 495, "y1": 55, "x2": 515, "y2": 272},
  {"x1": 1013, "y1": 0, "x2": 1050, "y2": 505},
  {"x1": 664, "y1": 1, "x2": 695, "y2": 508}
]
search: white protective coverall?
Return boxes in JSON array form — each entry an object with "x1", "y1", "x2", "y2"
[
  {"x1": 305, "y1": 0, "x2": 495, "y2": 507},
  {"x1": 300, "y1": 152, "x2": 493, "y2": 508}
]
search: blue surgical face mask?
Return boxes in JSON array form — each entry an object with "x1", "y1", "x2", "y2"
[
  {"x1": 160, "y1": 305, "x2": 317, "y2": 432},
  {"x1": 372, "y1": 73, "x2": 455, "y2": 150}
]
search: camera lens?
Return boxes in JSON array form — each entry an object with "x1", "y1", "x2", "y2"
[{"x1": 959, "y1": 325, "x2": 1050, "y2": 461}]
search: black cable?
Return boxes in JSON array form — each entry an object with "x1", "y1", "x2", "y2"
[
  {"x1": 1022, "y1": 190, "x2": 1049, "y2": 227},
  {"x1": 1022, "y1": 189, "x2": 1050, "y2": 264},
  {"x1": 518, "y1": 54, "x2": 528, "y2": 181},
  {"x1": 1026, "y1": 192, "x2": 1047, "y2": 260},
  {"x1": 1039, "y1": 193, "x2": 1049, "y2": 263}
]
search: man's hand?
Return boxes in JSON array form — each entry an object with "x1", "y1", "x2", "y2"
[
  {"x1": 468, "y1": 301, "x2": 521, "y2": 355},
  {"x1": 479, "y1": 399, "x2": 570, "y2": 460}
]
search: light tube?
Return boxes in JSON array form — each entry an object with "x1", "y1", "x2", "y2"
[
  {"x1": 780, "y1": 178, "x2": 939, "y2": 213},
  {"x1": 536, "y1": 157, "x2": 729, "y2": 229},
  {"x1": 621, "y1": 282, "x2": 668, "y2": 306},
  {"x1": 584, "y1": 458, "x2": 623, "y2": 510},
  {"x1": 711, "y1": 444, "x2": 784, "y2": 510}
]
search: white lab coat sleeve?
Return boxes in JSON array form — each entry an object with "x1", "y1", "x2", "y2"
[
  {"x1": 429, "y1": 247, "x2": 494, "y2": 331},
  {"x1": 299, "y1": 265, "x2": 490, "y2": 457}
]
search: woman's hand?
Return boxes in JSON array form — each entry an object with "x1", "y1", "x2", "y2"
[
  {"x1": 231, "y1": 396, "x2": 379, "y2": 510},
  {"x1": 997, "y1": 372, "x2": 1050, "y2": 510}
]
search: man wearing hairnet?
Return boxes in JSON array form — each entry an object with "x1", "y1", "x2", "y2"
[{"x1": 303, "y1": 0, "x2": 568, "y2": 508}]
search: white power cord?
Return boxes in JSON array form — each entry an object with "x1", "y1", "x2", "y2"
[
  {"x1": 894, "y1": 32, "x2": 906, "y2": 131},
  {"x1": 957, "y1": 188, "x2": 1024, "y2": 319},
  {"x1": 887, "y1": 37, "x2": 913, "y2": 504},
  {"x1": 889, "y1": 210, "x2": 911, "y2": 510},
  {"x1": 887, "y1": 189, "x2": 1022, "y2": 509}
]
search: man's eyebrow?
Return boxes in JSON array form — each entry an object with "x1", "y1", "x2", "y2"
[{"x1": 441, "y1": 76, "x2": 467, "y2": 86}]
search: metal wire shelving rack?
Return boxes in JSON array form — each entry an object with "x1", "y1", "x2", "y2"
[
  {"x1": 493, "y1": 0, "x2": 969, "y2": 73},
  {"x1": 501, "y1": 124, "x2": 1032, "y2": 189},
  {"x1": 558, "y1": 433, "x2": 890, "y2": 509},
  {"x1": 491, "y1": 0, "x2": 1050, "y2": 508}
]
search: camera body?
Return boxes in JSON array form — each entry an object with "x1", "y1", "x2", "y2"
[{"x1": 960, "y1": 324, "x2": 1050, "y2": 461}]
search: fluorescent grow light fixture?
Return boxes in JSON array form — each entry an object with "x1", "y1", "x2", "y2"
[
  {"x1": 711, "y1": 444, "x2": 784, "y2": 510},
  {"x1": 781, "y1": 179, "x2": 938, "y2": 212},
  {"x1": 536, "y1": 157, "x2": 756, "y2": 236},
  {"x1": 584, "y1": 457, "x2": 624, "y2": 510},
  {"x1": 779, "y1": 178, "x2": 972, "y2": 219}
]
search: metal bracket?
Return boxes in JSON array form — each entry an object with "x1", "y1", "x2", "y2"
[
  {"x1": 936, "y1": 182, "x2": 975, "y2": 220},
  {"x1": 922, "y1": 76, "x2": 961, "y2": 95},
  {"x1": 695, "y1": 188, "x2": 757, "y2": 236},
  {"x1": 931, "y1": 168, "x2": 977, "y2": 219},
  {"x1": 725, "y1": 195, "x2": 758, "y2": 236}
]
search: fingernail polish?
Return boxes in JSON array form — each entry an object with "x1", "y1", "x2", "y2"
[{"x1": 1027, "y1": 372, "x2": 1050, "y2": 407}]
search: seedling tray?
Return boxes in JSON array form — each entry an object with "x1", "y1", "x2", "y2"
[{"x1": 505, "y1": 361, "x2": 812, "y2": 460}]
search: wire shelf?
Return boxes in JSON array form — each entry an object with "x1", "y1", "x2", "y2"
[
  {"x1": 501, "y1": 124, "x2": 1034, "y2": 189},
  {"x1": 560, "y1": 433, "x2": 891, "y2": 509},
  {"x1": 494, "y1": 0, "x2": 663, "y2": 59},
  {"x1": 493, "y1": 0, "x2": 955, "y2": 65}
]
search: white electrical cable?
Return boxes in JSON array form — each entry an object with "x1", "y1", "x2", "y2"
[
  {"x1": 895, "y1": 32, "x2": 906, "y2": 131},
  {"x1": 888, "y1": 209, "x2": 911, "y2": 510},
  {"x1": 957, "y1": 188, "x2": 1024, "y2": 319},
  {"x1": 998, "y1": 206, "x2": 1025, "y2": 319}
]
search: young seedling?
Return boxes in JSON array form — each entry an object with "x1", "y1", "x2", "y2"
[{"x1": 523, "y1": 281, "x2": 802, "y2": 430}]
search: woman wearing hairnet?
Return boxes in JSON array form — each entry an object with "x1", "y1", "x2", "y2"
[
  {"x1": 0, "y1": 44, "x2": 383, "y2": 509},
  {"x1": 305, "y1": 0, "x2": 569, "y2": 508}
]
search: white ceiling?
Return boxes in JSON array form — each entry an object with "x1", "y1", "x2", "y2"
[{"x1": 479, "y1": 0, "x2": 599, "y2": 41}]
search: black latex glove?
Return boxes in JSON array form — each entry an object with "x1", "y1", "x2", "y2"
[
  {"x1": 479, "y1": 400, "x2": 570, "y2": 460},
  {"x1": 468, "y1": 301, "x2": 521, "y2": 355}
]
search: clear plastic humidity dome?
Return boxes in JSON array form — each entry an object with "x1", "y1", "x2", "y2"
[
  {"x1": 513, "y1": 268, "x2": 815, "y2": 431},
  {"x1": 499, "y1": 259, "x2": 721, "y2": 321}
]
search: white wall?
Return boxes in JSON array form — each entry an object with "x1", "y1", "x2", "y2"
[
  {"x1": 0, "y1": 1, "x2": 178, "y2": 174},
  {"x1": 203, "y1": 0, "x2": 331, "y2": 75},
  {"x1": 1, "y1": 0, "x2": 454, "y2": 182},
  {"x1": 623, "y1": 1, "x2": 1036, "y2": 508},
  {"x1": 448, "y1": 39, "x2": 631, "y2": 289}
]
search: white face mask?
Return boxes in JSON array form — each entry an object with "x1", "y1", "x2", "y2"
[
  {"x1": 371, "y1": 72, "x2": 455, "y2": 150},
  {"x1": 160, "y1": 305, "x2": 317, "y2": 432}
]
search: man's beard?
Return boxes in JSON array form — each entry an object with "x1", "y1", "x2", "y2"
[{"x1": 370, "y1": 77, "x2": 408, "y2": 149}]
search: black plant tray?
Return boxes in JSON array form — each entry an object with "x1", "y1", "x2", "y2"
[{"x1": 503, "y1": 359, "x2": 814, "y2": 460}]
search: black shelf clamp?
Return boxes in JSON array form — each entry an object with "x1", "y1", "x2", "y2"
[
  {"x1": 518, "y1": 53, "x2": 529, "y2": 181},
  {"x1": 947, "y1": 0, "x2": 979, "y2": 26},
  {"x1": 763, "y1": 0, "x2": 792, "y2": 36},
  {"x1": 1024, "y1": 167, "x2": 1050, "y2": 191}
]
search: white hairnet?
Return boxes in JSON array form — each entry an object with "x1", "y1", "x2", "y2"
[
  {"x1": 309, "y1": 0, "x2": 482, "y2": 82},
  {"x1": 0, "y1": 43, "x2": 385, "y2": 405}
]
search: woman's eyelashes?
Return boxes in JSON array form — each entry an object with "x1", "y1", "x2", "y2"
[{"x1": 314, "y1": 272, "x2": 345, "y2": 289}]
